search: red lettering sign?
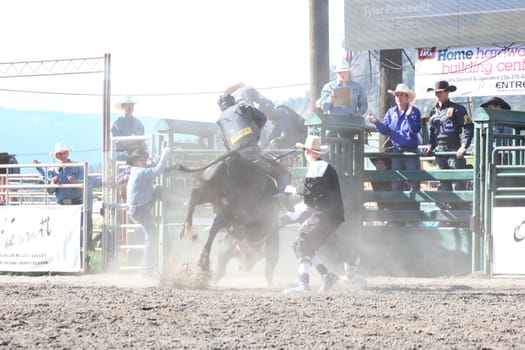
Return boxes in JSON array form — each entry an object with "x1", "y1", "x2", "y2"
[{"x1": 418, "y1": 47, "x2": 436, "y2": 60}]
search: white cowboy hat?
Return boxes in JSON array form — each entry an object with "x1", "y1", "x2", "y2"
[
  {"x1": 295, "y1": 135, "x2": 328, "y2": 154},
  {"x1": 115, "y1": 95, "x2": 137, "y2": 110},
  {"x1": 50, "y1": 142, "x2": 72, "y2": 158},
  {"x1": 332, "y1": 60, "x2": 351, "y2": 73},
  {"x1": 388, "y1": 83, "x2": 416, "y2": 102}
]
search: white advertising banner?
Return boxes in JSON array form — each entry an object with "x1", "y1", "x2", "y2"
[
  {"x1": 492, "y1": 207, "x2": 525, "y2": 275},
  {"x1": 415, "y1": 44, "x2": 525, "y2": 99},
  {"x1": 0, "y1": 206, "x2": 81, "y2": 272}
]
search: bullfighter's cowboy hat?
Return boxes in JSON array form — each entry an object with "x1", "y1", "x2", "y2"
[
  {"x1": 481, "y1": 97, "x2": 511, "y2": 110},
  {"x1": 296, "y1": 135, "x2": 328, "y2": 155},
  {"x1": 50, "y1": 142, "x2": 72, "y2": 158},
  {"x1": 388, "y1": 83, "x2": 416, "y2": 102},
  {"x1": 126, "y1": 149, "x2": 149, "y2": 166},
  {"x1": 426, "y1": 80, "x2": 457, "y2": 93},
  {"x1": 115, "y1": 95, "x2": 137, "y2": 110}
]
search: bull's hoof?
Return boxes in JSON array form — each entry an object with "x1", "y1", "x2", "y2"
[
  {"x1": 199, "y1": 256, "x2": 210, "y2": 272},
  {"x1": 186, "y1": 231, "x2": 198, "y2": 241},
  {"x1": 179, "y1": 225, "x2": 198, "y2": 241},
  {"x1": 199, "y1": 262, "x2": 209, "y2": 272},
  {"x1": 178, "y1": 225, "x2": 187, "y2": 239},
  {"x1": 212, "y1": 275, "x2": 223, "y2": 286}
]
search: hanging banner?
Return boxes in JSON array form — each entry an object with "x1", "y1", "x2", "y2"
[
  {"x1": 344, "y1": 0, "x2": 525, "y2": 51},
  {"x1": 415, "y1": 44, "x2": 525, "y2": 99},
  {"x1": 492, "y1": 207, "x2": 525, "y2": 275},
  {"x1": 0, "y1": 206, "x2": 81, "y2": 272}
]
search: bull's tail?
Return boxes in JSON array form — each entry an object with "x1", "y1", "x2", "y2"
[{"x1": 176, "y1": 150, "x2": 239, "y2": 173}]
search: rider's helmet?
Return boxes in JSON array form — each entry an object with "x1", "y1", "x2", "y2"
[{"x1": 217, "y1": 93, "x2": 235, "y2": 111}]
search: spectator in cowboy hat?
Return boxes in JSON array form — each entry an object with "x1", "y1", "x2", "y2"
[
  {"x1": 367, "y1": 83, "x2": 421, "y2": 203},
  {"x1": 318, "y1": 59, "x2": 368, "y2": 118},
  {"x1": 111, "y1": 95, "x2": 147, "y2": 161},
  {"x1": 317, "y1": 59, "x2": 369, "y2": 142},
  {"x1": 481, "y1": 96, "x2": 511, "y2": 111},
  {"x1": 423, "y1": 80, "x2": 474, "y2": 209},
  {"x1": 34, "y1": 142, "x2": 84, "y2": 206},
  {"x1": 481, "y1": 96, "x2": 513, "y2": 144},
  {"x1": 34, "y1": 143, "x2": 93, "y2": 256}
]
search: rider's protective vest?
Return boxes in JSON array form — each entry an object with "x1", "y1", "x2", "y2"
[{"x1": 217, "y1": 104, "x2": 267, "y2": 151}]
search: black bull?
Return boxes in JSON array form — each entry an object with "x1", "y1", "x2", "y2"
[{"x1": 176, "y1": 151, "x2": 280, "y2": 286}]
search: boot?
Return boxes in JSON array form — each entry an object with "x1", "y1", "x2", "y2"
[
  {"x1": 283, "y1": 282, "x2": 311, "y2": 293},
  {"x1": 319, "y1": 272, "x2": 339, "y2": 293},
  {"x1": 283, "y1": 272, "x2": 311, "y2": 293}
]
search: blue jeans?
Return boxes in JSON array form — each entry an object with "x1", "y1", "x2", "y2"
[
  {"x1": 128, "y1": 203, "x2": 156, "y2": 273},
  {"x1": 435, "y1": 155, "x2": 466, "y2": 191},
  {"x1": 390, "y1": 148, "x2": 420, "y2": 192}
]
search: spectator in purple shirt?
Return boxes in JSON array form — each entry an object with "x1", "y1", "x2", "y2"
[{"x1": 367, "y1": 83, "x2": 421, "y2": 195}]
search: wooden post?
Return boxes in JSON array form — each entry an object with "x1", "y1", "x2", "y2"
[
  {"x1": 309, "y1": 0, "x2": 330, "y2": 112},
  {"x1": 378, "y1": 50, "x2": 402, "y2": 152}
]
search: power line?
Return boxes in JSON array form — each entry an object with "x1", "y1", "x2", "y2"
[
  {"x1": 0, "y1": 83, "x2": 310, "y2": 97},
  {"x1": 368, "y1": 50, "x2": 414, "y2": 71}
]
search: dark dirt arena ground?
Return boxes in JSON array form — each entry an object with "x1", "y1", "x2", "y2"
[{"x1": 2, "y1": 271, "x2": 525, "y2": 349}]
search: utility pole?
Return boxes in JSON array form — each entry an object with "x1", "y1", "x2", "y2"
[
  {"x1": 309, "y1": 0, "x2": 329, "y2": 112},
  {"x1": 378, "y1": 49, "x2": 402, "y2": 151}
]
